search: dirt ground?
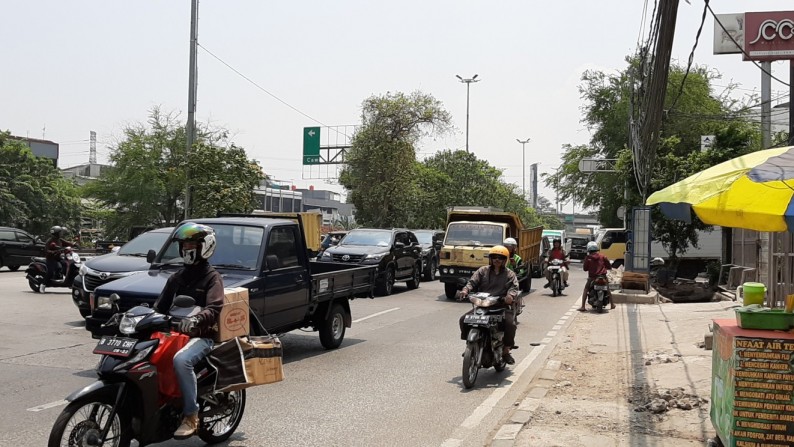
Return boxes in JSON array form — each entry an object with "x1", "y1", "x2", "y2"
[{"x1": 514, "y1": 307, "x2": 717, "y2": 446}]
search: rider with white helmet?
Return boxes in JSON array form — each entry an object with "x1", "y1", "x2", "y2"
[
  {"x1": 579, "y1": 241, "x2": 613, "y2": 311},
  {"x1": 502, "y1": 237, "x2": 525, "y2": 277}
]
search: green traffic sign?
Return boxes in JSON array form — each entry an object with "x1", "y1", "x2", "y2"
[{"x1": 303, "y1": 127, "x2": 320, "y2": 165}]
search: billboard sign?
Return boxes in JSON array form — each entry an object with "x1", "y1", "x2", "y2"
[
  {"x1": 744, "y1": 11, "x2": 794, "y2": 61},
  {"x1": 713, "y1": 13, "x2": 744, "y2": 55}
]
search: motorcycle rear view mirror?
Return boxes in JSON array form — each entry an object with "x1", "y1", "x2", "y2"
[{"x1": 173, "y1": 295, "x2": 196, "y2": 308}]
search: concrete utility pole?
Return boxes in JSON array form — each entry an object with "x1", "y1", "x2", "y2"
[
  {"x1": 516, "y1": 138, "x2": 531, "y2": 200},
  {"x1": 761, "y1": 62, "x2": 771, "y2": 149},
  {"x1": 456, "y1": 74, "x2": 479, "y2": 153},
  {"x1": 184, "y1": 0, "x2": 199, "y2": 220}
]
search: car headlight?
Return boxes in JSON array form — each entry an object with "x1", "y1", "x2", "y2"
[
  {"x1": 449, "y1": 268, "x2": 455, "y2": 274},
  {"x1": 320, "y1": 251, "x2": 332, "y2": 260},
  {"x1": 97, "y1": 293, "x2": 121, "y2": 310},
  {"x1": 365, "y1": 253, "x2": 384, "y2": 261},
  {"x1": 119, "y1": 313, "x2": 145, "y2": 335}
]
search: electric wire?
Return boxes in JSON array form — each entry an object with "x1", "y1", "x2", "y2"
[{"x1": 668, "y1": 0, "x2": 708, "y2": 113}]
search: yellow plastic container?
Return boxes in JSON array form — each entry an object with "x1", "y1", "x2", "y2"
[{"x1": 738, "y1": 282, "x2": 766, "y2": 306}]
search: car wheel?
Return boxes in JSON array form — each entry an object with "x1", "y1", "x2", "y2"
[
  {"x1": 423, "y1": 257, "x2": 437, "y2": 281},
  {"x1": 375, "y1": 267, "x2": 395, "y2": 296},
  {"x1": 407, "y1": 263, "x2": 420, "y2": 290},
  {"x1": 7, "y1": 265, "x2": 20, "y2": 272}
]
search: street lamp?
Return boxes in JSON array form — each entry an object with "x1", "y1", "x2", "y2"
[
  {"x1": 516, "y1": 138, "x2": 531, "y2": 200},
  {"x1": 456, "y1": 74, "x2": 480, "y2": 153}
]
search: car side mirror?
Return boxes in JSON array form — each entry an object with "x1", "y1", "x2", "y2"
[
  {"x1": 395, "y1": 241, "x2": 405, "y2": 249},
  {"x1": 146, "y1": 249, "x2": 156, "y2": 263}
]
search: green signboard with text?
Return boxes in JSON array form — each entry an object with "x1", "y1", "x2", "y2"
[{"x1": 303, "y1": 127, "x2": 320, "y2": 165}]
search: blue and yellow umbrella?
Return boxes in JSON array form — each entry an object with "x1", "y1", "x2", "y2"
[{"x1": 646, "y1": 146, "x2": 794, "y2": 232}]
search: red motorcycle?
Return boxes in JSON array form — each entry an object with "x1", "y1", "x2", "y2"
[{"x1": 25, "y1": 246, "x2": 82, "y2": 293}]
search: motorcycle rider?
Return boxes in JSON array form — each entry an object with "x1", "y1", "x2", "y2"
[
  {"x1": 544, "y1": 238, "x2": 569, "y2": 288},
  {"x1": 578, "y1": 241, "x2": 614, "y2": 311},
  {"x1": 153, "y1": 223, "x2": 225, "y2": 439},
  {"x1": 41, "y1": 226, "x2": 75, "y2": 293},
  {"x1": 458, "y1": 245, "x2": 519, "y2": 365},
  {"x1": 502, "y1": 238, "x2": 525, "y2": 277}
]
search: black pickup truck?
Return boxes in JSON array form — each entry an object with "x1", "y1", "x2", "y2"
[{"x1": 85, "y1": 216, "x2": 376, "y2": 349}]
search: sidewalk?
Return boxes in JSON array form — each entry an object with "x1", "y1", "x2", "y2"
[{"x1": 489, "y1": 299, "x2": 737, "y2": 446}]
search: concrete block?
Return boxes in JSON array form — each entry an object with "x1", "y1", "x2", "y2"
[
  {"x1": 539, "y1": 369, "x2": 558, "y2": 380},
  {"x1": 611, "y1": 290, "x2": 658, "y2": 305},
  {"x1": 518, "y1": 397, "x2": 542, "y2": 412},
  {"x1": 546, "y1": 359, "x2": 562, "y2": 371},
  {"x1": 493, "y1": 423, "x2": 523, "y2": 440},
  {"x1": 527, "y1": 387, "x2": 549, "y2": 399},
  {"x1": 510, "y1": 409, "x2": 533, "y2": 424},
  {"x1": 704, "y1": 332, "x2": 713, "y2": 350}
]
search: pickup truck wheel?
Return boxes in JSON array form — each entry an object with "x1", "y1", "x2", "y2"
[
  {"x1": 406, "y1": 264, "x2": 420, "y2": 290},
  {"x1": 319, "y1": 304, "x2": 346, "y2": 349},
  {"x1": 445, "y1": 283, "x2": 458, "y2": 300},
  {"x1": 375, "y1": 267, "x2": 395, "y2": 296}
]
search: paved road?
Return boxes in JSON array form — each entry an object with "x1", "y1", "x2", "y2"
[{"x1": 0, "y1": 264, "x2": 588, "y2": 446}]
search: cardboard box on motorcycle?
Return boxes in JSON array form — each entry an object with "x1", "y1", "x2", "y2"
[{"x1": 214, "y1": 287, "x2": 250, "y2": 342}]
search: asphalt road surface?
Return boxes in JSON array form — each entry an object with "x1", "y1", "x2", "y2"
[{"x1": 0, "y1": 263, "x2": 588, "y2": 446}]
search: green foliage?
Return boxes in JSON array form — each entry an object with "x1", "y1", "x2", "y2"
[
  {"x1": 82, "y1": 108, "x2": 263, "y2": 239},
  {"x1": 549, "y1": 61, "x2": 762, "y2": 262},
  {"x1": 340, "y1": 91, "x2": 452, "y2": 227},
  {"x1": 0, "y1": 131, "x2": 81, "y2": 237}
]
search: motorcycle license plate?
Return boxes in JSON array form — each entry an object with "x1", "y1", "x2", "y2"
[
  {"x1": 93, "y1": 336, "x2": 136, "y2": 357},
  {"x1": 593, "y1": 285, "x2": 609, "y2": 290},
  {"x1": 464, "y1": 314, "x2": 490, "y2": 324}
]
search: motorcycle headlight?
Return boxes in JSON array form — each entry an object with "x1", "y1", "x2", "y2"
[
  {"x1": 97, "y1": 293, "x2": 121, "y2": 310},
  {"x1": 119, "y1": 313, "x2": 145, "y2": 335},
  {"x1": 71, "y1": 252, "x2": 81, "y2": 262},
  {"x1": 79, "y1": 264, "x2": 88, "y2": 276}
]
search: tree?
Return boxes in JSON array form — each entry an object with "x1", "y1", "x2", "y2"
[
  {"x1": 547, "y1": 62, "x2": 761, "y2": 265},
  {"x1": 0, "y1": 132, "x2": 82, "y2": 237},
  {"x1": 340, "y1": 91, "x2": 452, "y2": 227},
  {"x1": 83, "y1": 108, "x2": 264, "y2": 239}
]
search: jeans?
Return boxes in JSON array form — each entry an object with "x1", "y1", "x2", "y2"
[
  {"x1": 174, "y1": 337, "x2": 214, "y2": 415},
  {"x1": 44, "y1": 259, "x2": 61, "y2": 285}
]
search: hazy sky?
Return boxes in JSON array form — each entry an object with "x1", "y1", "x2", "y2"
[{"x1": 2, "y1": 1, "x2": 790, "y2": 211}]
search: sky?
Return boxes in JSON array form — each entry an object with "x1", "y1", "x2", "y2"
[{"x1": 2, "y1": 1, "x2": 791, "y2": 215}]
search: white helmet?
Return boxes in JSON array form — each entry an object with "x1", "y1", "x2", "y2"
[
  {"x1": 586, "y1": 241, "x2": 599, "y2": 253},
  {"x1": 503, "y1": 237, "x2": 517, "y2": 247}
]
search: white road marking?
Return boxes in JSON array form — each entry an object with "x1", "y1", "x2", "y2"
[
  {"x1": 541, "y1": 337, "x2": 552, "y2": 344},
  {"x1": 560, "y1": 315, "x2": 570, "y2": 319},
  {"x1": 27, "y1": 400, "x2": 67, "y2": 412},
  {"x1": 352, "y1": 307, "x2": 400, "y2": 323},
  {"x1": 72, "y1": 326, "x2": 85, "y2": 330},
  {"x1": 459, "y1": 344, "x2": 544, "y2": 429},
  {"x1": 553, "y1": 324, "x2": 563, "y2": 329},
  {"x1": 546, "y1": 331, "x2": 557, "y2": 337}
]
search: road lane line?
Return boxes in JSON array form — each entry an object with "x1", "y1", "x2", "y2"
[
  {"x1": 546, "y1": 331, "x2": 557, "y2": 337},
  {"x1": 352, "y1": 307, "x2": 400, "y2": 323},
  {"x1": 459, "y1": 344, "x2": 544, "y2": 429},
  {"x1": 27, "y1": 400, "x2": 67, "y2": 412}
]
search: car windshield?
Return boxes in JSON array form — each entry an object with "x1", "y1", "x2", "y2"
[
  {"x1": 413, "y1": 231, "x2": 433, "y2": 245},
  {"x1": 118, "y1": 231, "x2": 171, "y2": 256},
  {"x1": 158, "y1": 223, "x2": 264, "y2": 270},
  {"x1": 570, "y1": 237, "x2": 589, "y2": 248},
  {"x1": 339, "y1": 230, "x2": 392, "y2": 247},
  {"x1": 444, "y1": 223, "x2": 503, "y2": 246}
]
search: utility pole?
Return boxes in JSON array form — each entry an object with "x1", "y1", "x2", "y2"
[
  {"x1": 456, "y1": 74, "x2": 479, "y2": 153},
  {"x1": 761, "y1": 62, "x2": 771, "y2": 149},
  {"x1": 184, "y1": 0, "x2": 199, "y2": 220},
  {"x1": 516, "y1": 138, "x2": 531, "y2": 200}
]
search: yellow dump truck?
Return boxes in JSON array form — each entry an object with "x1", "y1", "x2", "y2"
[{"x1": 438, "y1": 207, "x2": 543, "y2": 299}]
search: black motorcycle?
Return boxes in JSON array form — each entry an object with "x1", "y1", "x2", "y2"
[
  {"x1": 547, "y1": 258, "x2": 565, "y2": 297},
  {"x1": 48, "y1": 296, "x2": 246, "y2": 447},
  {"x1": 587, "y1": 274, "x2": 612, "y2": 312},
  {"x1": 25, "y1": 246, "x2": 81, "y2": 293},
  {"x1": 461, "y1": 293, "x2": 509, "y2": 389}
]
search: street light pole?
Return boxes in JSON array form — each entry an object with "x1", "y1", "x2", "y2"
[
  {"x1": 456, "y1": 74, "x2": 480, "y2": 153},
  {"x1": 516, "y1": 138, "x2": 531, "y2": 200}
]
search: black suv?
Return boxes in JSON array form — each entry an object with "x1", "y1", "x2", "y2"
[
  {"x1": 317, "y1": 228, "x2": 422, "y2": 296},
  {"x1": 0, "y1": 227, "x2": 45, "y2": 271},
  {"x1": 412, "y1": 229, "x2": 444, "y2": 281}
]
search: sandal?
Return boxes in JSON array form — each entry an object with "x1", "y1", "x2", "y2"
[{"x1": 577, "y1": 307, "x2": 587, "y2": 312}]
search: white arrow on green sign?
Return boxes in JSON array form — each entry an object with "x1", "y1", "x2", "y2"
[{"x1": 303, "y1": 127, "x2": 321, "y2": 165}]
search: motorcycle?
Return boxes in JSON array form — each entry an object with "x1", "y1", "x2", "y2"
[
  {"x1": 48, "y1": 296, "x2": 246, "y2": 447},
  {"x1": 587, "y1": 274, "x2": 612, "y2": 313},
  {"x1": 461, "y1": 293, "x2": 509, "y2": 389},
  {"x1": 547, "y1": 259, "x2": 565, "y2": 297},
  {"x1": 26, "y1": 246, "x2": 81, "y2": 293}
]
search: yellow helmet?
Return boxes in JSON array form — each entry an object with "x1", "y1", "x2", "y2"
[{"x1": 488, "y1": 245, "x2": 510, "y2": 258}]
